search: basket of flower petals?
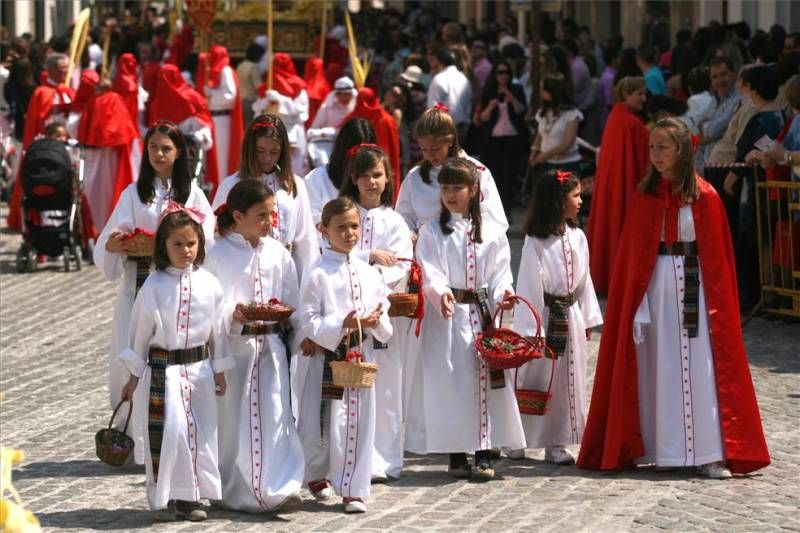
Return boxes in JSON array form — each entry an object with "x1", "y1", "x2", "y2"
[
  {"x1": 330, "y1": 317, "x2": 378, "y2": 388},
  {"x1": 123, "y1": 228, "x2": 155, "y2": 257},
  {"x1": 237, "y1": 298, "x2": 295, "y2": 322},
  {"x1": 475, "y1": 295, "x2": 546, "y2": 370}
]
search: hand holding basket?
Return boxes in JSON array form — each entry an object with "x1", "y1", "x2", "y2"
[
  {"x1": 330, "y1": 316, "x2": 378, "y2": 388},
  {"x1": 475, "y1": 295, "x2": 546, "y2": 370},
  {"x1": 122, "y1": 228, "x2": 155, "y2": 257}
]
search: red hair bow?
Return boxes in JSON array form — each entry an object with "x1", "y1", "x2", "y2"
[
  {"x1": 555, "y1": 170, "x2": 572, "y2": 184},
  {"x1": 213, "y1": 203, "x2": 227, "y2": 217},
  {"x1": 251, "y1": 120, "x2": 276, "y2": 131},
  {"x1": 432, "y1": 102, "x2": 449, "y2": 113},
  {"x1": 346, "y1": 143, "x2": 381, "y2": 159},
  {"x1": 158, "y1": 200, "x2": 207, "y2": 225},
  {"x1": 691, "y1": 134, "x2": 700, "y2": 153}
]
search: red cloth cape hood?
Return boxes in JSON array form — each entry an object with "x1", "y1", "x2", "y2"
[
  {"x1": 72, "y1": 71, "x2": 99, "y2": 114},
  {"x1": 206, "y1": 45, "x2": 229, "y2": 88},
  {"x1": 150, "y1": 64, "x2": 212, "y2": 128},
  {"x1": 304, "y1": 57, "x2": 331, "y2": 128},
  {"x1": 344, "y1": 88, "x2": 401, "y2": 201},
  {"x1": 577, "y1": 178, "x2": 770, "y2": 475},
  {"x1": 113, "y1": 53, "x2": 140, "y2": 125},
  {"x1": 586, "y1": 103, "x2": 650, "y2": 295},
  {"x1": 263, "y1": 53, "x2": 307, "y2": 98}
]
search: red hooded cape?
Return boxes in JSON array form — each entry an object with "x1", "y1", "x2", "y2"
[
  {"x1": 79, "y1": 84, "x2": 140, "y2": 216},
  {"x1": 586, "y1": 103, "x2": 650, "y2": 295},
  {"x1": 260, "y1": 53, "x2": 307, "y2": 98},
  {"x1": 72, "y1": 71, "x2": 99, "y2": 114},
  {"x1": 303, "y1": 57, "x2": 331, "y2": 128},
  {"x1": 7, "y1": 79, "x2": 76, "y2": 230},
  {"x1": 577, "y1": 177, "x2": 770, "y2": 475},
  {"x1": 205, "y1": 45, "x2": 243, "y2": 177},
  {"x1": 112, "y1": 53, "x2": 140, "y2": 125},
  {"x1": 343, "y1": 87, "x2": 400, "y2": 201}
]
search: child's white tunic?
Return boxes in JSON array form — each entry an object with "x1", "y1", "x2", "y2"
[
  {"x1": 293, "y1": 248, "x2": 392, "y2": 499},
  {"x1": 205, "y1": 233, "x2": 305, "y2": 511},
  {"x1": 395, "y1": 153, "x2": 508, "y2": 234},
  {"x1": 514, "y1": 227, "x2": 603, "y2": 448},
  {"x1": 633, "y1": 206, "x2": 725, "y2": 467},
  {"x1": 119, "y1": 266, "x2": 234, "y2": 510},
  {"x1": 303, "y1": 164, "x2": 339, "y2": 225},
  {"x1": 93, "y1": 181, "x2": 215, "y2": 463},
  {"x1": 353, "y1": 204, "x2": 414, "y2": 479},
  {"x1": 407, "y1": 215, "x2": 525, "y2": 453},
  {"x1": 212, "y1": 171, "x2": 319, "y2": 280}
]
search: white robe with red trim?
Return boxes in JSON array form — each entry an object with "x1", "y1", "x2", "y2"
[{"x1": 205, "y1": 232, "x2": 305, "y2": 511}]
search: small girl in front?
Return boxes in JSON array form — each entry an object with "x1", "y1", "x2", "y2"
[
  {"x1": 293, "y1": 197, "x2": 392, "y2": 514},
  {"x1": 339, "y1": 144, "x2": 413, "y2": 481},
  {"x1": 212, "y1": 114, "x2": 317, "y2": 279},
  {"x1": 205, "y1": 180, "x2": 305, "y2": 512},
  {"x1": 119, "y1": 206, "x2": 233, "y2": 521},
  {"x1": 578, "y1": 117, "x2": 770, "y2": 477},
  {"x1": 409, "y1": 157, "x2": 524, "y2": 481},
  {"x1": 510, "y1": 169, "x2": 603, "y2": 464}
]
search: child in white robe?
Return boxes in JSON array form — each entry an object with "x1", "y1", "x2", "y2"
[
  {"x1": 293, "y1": 197, "x2": 392, "y2": 513},
  {"x1": 339, "y1": 145, "x2": 414, "y2": 481},
  {"x1": 205, "y1": 180, "x2": 306, "y2": 512},
  {"x1": 409, "y1": 157, "x2": 524, "y2": 481},
  {"x1": 212, "y1": 114, "x2": 317, "y2": 280},
  {"x1": 511, "y1": 169, "x2": 603, "y2": 464},
  {"x1": 119, "y1": 206, "x2": 234, "y2": 521},
  {"x1": 395, "y1": 105, "x2": 508, "y2": 236},
  {"x1": 94, "y1": 121, "x2": 215, "y2": 464}
]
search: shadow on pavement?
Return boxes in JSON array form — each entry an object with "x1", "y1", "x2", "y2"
[{"x1": 14, "y1": 460, "x2": 144, "y2": 480}]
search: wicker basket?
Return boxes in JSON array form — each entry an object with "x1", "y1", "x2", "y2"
[
  {"x1": 387, "y1": 293, "x2": 419, "y2": 317},
  {"x1": 330, "y1": 317, "x2": 378, "y2": 389},
  {"x1": 237, "y1": 301, "x2": 295, "y2": 322},
  {"x1": 475, "y1": 295, "x2": 545, "y2": 370},
  {"x1": 514, "y1": 346, "x2": 556, "y2": 416},
  {"x1": 95, "y1": 400, "x2": 134, "y2": 466},
  {"x1": 123, "y1": 228, "x2": 155, "y2": 257}
]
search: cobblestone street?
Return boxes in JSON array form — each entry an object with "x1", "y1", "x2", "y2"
[{"x1": 1, "y1": 214, "x2": 798, "y2": 532}]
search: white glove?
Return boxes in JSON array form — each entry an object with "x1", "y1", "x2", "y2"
[{"x1": 633, "y1": 322, "x2": 645, "y2": 345}]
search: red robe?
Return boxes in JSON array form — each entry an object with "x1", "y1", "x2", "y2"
[
  {"x1": 303, "y1": 57, "x2": 331, "y2": 129},
  {"x1": 205, "y1": 45, "x2": 243, "y2": 177},
  {"x1": 343, "y1": 87, "x2": 401, "y2": 201},
  {"x1": 577, "y1": 177, "x2": 770, "y2": 475},
  {"x1": 7, "y1": 80, "x2": 75, "y2": 230},
  {"x1": 112, "y1": 53, "x2": 140, "y2": 126},
  {"x1": 586, "y1": 103, "x2": 650, "y2": 295},
  {"x1": 79, "y1": 87, "x2": 141, "y2": 217}
]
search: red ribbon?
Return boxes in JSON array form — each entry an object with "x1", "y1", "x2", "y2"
[
  {"x1": 432, "y1": 102, "x2": 449, "y2": 113},
  {"x1": 158, "y1": 199, "x2": 207, "y2": 225},
  {"x1": 398, "y1": 258, "x2": 425, "y2": 337},
  {"x1": 213, "y1": 203, "x2": 227, "y2": 217},
  {"x1": 346, "y1": 142, "x2": 381, "y2": 159},
  {"x1": 251, "y1": 120, "x2": 277, "y2": 131},
  {"x1": 555, "y1": 170, "x2": 572, "y2": 184},
  {"x1": 691, "y1": 134, "x2": 700, "y2": 153}
]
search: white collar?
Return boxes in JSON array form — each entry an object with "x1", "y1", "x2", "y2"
[{"x1": 165, "y1": 265, "x2": 194, "y2": 276}]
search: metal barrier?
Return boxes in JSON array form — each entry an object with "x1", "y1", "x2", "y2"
[{"x1": 755, "y1": 179, "x2": 800, "y2": 318}]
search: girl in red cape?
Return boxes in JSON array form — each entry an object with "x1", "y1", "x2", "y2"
[
  {"x1": 343, "y1": 87, "x2": 400, "y2": 200},
  {"x1": 586, "y1": 76, "x2": 650, "y2": 295},
  {"x1": 150, "y1": 64, "x2": 219, "y2": 194},
  {"x1": 200, "y1": 45, "x2": 243, "y2": 182},
  {"x1": 303, "y1": 57, "x2": 331, "y2": 129},
  {"x1": 577, "y1": 117, "x2": 770, "y2": 478}
]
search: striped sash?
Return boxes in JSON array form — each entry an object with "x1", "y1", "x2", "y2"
[
  {"x1": 128, "y1": 256, "x2": 152, "y2": 296},
  {"x1": 148, "y1": 345, "x2": 207, "y2": 481},
  {"x1": 544, "y1": 291, "x2": 577, "y2": 359},
  {"x1": 451, "y1": 287, "x2": 505, "y2": 389},
  {"x1": 658, "y1": 241, "x2": 700, "y2": 338}
]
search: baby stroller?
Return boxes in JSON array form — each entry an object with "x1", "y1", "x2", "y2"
[{"x1": 15, "y1": 138, "x2": 91, "y2": 272}]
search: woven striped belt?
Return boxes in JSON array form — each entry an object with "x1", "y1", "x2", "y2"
[
  {"x1": 210, "y1": 109, "x2": 231, "y2": 116},
  {"x1": 543, "y1": 291, "x2": 577, "y2": 359},
  {"x1": 127, "y1": 256, "x2": 152, "y2": 296},
  {"x1": 241, "y1": 323, "x2": 278, "y2": 336},
  {"x1": 658, "y1": 241, "x2": 699, "y2": 338},
  {"x1": 450, "y1": 287, "x2": 504, "y2": 389},
  {"x1": 147, "y1": 345, "x2": 208, "y2": 480}
]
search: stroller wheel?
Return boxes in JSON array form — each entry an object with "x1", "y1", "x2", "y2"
[
  {"x1": 15, "y1": 247, "x2": 28, "y2": 273},
  {"x1": 63, "y1": 246, "x2": 71, "y2": 273},
  {"x1": 26, "y1": 248, "x2": 36, "y2": 273},
  {"x1": 74, "y1": 245, "x2": 82, "y2": 271}
]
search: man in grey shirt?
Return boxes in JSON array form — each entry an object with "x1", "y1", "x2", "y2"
[{"x1": 696, "y1": 56, "x2": 739, "y2": 171}]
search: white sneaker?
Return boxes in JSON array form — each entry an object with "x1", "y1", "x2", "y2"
[
  {"x1": 698, "y1": 461, "x2": 732, "y2": 479},
  {"x1": 371, "y1": 471, "x2": 388, "y2": 484},
  {"x1": 544, "y1": 446, "x2": 576, "y2": 465},
  {"x1": 343, "y1": 497, "x2": 367, "y2": 513},
  {"x1": 504, "y1": 447, "x2": 526, "y2": 460},
  {"x1": 308, "y1": 479, "x2": 333, "y2": 501}
]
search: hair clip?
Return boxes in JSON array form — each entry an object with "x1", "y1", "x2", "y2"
[
  {"x1": 346, "y1": 143, "x2": 381, "y2": 159},
  {"x1": 251, "y1": 120, "x2": 276, "y2": 131},
  {"x1": 432, "y1": 102, "x2": 449, "y2": 113},
  {"x1": 213, "y1": 203, "x2": 227, "y2": 217},
  {"x1": 555, "y1": 170, "x2": 572, "y2": 184}
]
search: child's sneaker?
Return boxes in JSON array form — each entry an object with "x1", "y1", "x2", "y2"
[
  {"x1": 152, "y1": 500, "x2": 177, "y2": 521},
  {"x1": 175, "y1": 500, "x2": 207, "y2": 521},
  {"x1": 308, "y1": 479, "x2": 333, "y2": 501},
  {"x1": 698, "y1": 461, "x2": 732, "y2": 479},
  {"x1": 544, "y1": 446, "x2": 576, "y2": 465},
  {"x1": 371, "y1": 471, "x2": 389, "y2": 484},
  {"x1": 343, "y1": 497, "x2": 367, "y2": 513},
  {"x1": 471, "y1": 460, "x2": 495, "y2": 482}
]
